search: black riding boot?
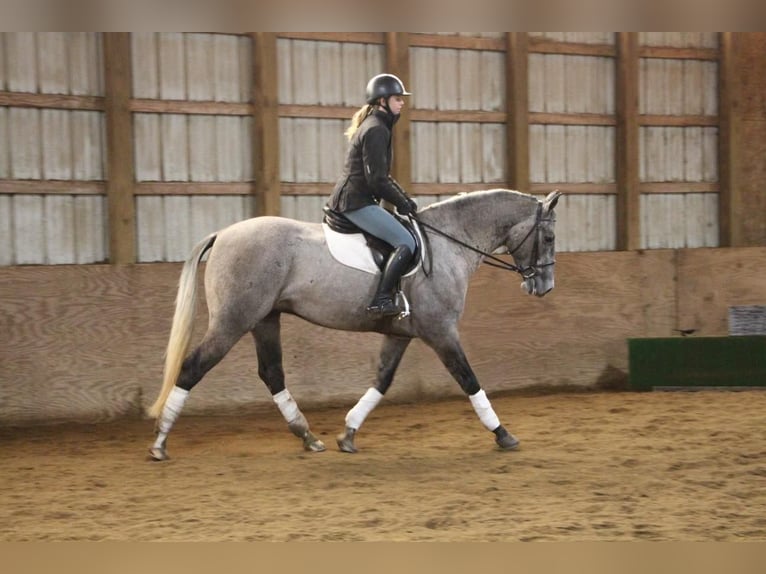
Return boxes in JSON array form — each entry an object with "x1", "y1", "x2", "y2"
[{"x1": 366, "y1": 245, "x2": 413, "y2": 317}]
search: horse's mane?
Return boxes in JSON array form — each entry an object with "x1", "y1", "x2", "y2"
[{"x1": 421, "y1": 188, "x2": 536, "y2": 214}]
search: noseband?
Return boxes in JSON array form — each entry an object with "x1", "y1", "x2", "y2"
[{"x1": 413, "y1": 200, "x2": 555, "y2": 280}]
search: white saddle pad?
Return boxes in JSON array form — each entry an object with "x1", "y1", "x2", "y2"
[{"x1": 322, "y1": 223, "x2": 419, "y2": 277}]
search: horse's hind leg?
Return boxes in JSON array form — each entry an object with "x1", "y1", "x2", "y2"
[
  {"x1": 252, "y1": 313, "x2": 325, "y2": 452},
  {"x1": 150, "y1": 325, "x2": 242, "y2": 460},
  {"x1": 337, "y1": 335, "x2": 411, "y2": 453}
]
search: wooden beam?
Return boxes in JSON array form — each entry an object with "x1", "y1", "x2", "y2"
[
  {"x1": 103, "y1": 33, "x2": 136, "y2": 264},
  {"x1": 280, "y1": 182, "x2": 335, "y2": 196},
  {"x1": 385, "y1": 32, "x2": 412, "y2": 194},
  {"x1": 615, "y1": 33, "x2": 640, "y2": 251},
  {"x1": 506, "y1": 33, "x2": 529, "y2": 194},
  {"x1": 411, "y1": 182, "x2": 512, "y2": 195},
  {"x1": 529, "y1": 112, "x2": 615, "y2": 126},
  {"x1": 279, "y1": 104, "x2": 355, "y2": 119},
  {"x1": 639, "y1": 46, "x2": 719, "y2": 61},
  {"x1": 528, "y1": 37, "x2": 616, "y2": 57},
  {"x1": 529, "y1": 183, "x2": 617, "y2": 195},
  {"x1": 0, "y1": 180, "x2": 105, "y2": 194},
  {"x1": 276, "y1": 32, "x2": 384, "y2": 45},
  {"x1": 639, "y1": 114, "x2": 718, "y2": 127},
  {"x1": 281, "y1": 182, "x2": 516, "y2": 196},
  {"x1": 134, "y1": 182, "x2": 255, "y2": 195},
  {"x1": 410, "y1": 109, "x2": 505, "y2": 123},
  {"x1": 252, "y1": 33, "x2": 281, "y2": 217},
  {"x1": 638, "y1": 182, "x2": 719, "y2": 194},
  {"x1": 718, "y1": 32, "x2": 741, "y2": 247},
  {"x1": 0, "y1": 91, "x2": 103, "y2": 111},
  {"x1": 130, "y1": 99, "x2": 252, "y2": 116},
  {"x1": 409, "y1": 34, "x2": 506, "y2": 52}
]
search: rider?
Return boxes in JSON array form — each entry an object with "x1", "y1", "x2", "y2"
[{"x1": 326, "y1": 73, "x2": 418, "y2": 318}]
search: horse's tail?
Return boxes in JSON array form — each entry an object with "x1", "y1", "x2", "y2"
[{"x1": 147, "y1": 233, "x2": 217, "y2": 419}]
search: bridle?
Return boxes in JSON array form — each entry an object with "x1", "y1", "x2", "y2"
[
  {"x1": 412, "y1": 200, "x2": 555, "y2": 280},
  {"x1": 507, "y1": 202, "x2": 557, "y2": 279}
]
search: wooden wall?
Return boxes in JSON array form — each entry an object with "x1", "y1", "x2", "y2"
[
  {"x1": 0, "y1": 33, "x2": 106, "y2": 265},
  {"x1": 2, "y1": 32, "x2": 765, "y2": 424},
  {"x1": 4, "y1": 32, "x2": 764, "y2": 267},
  {"x1": 1, "y1": 247, "x2": 764, "y2": 425},
  {"x1": 731, "y1": 33, "x2": 766, "y2": 245}
]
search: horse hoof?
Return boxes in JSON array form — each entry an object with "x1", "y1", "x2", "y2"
[
  {"x1": 336, "y1": 428, "x2": 358, "y2": 453},
  {"x1": 302, "y1": 431, "x2": 326, "y2": 452},
  {"x1": 495, "y1": 433, "x2": 520, "y2": 451},
  {"x1": 148, "y1": 446, "x2": 169, "y2": 461}
]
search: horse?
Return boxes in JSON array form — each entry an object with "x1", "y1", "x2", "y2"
[{"x1": 147, "y1": 189, "x2": 561, "y2": 460}]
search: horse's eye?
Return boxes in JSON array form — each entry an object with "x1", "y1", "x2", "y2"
[{"x1": 544, "y1": 235, "x2": 554, "y2": 244}]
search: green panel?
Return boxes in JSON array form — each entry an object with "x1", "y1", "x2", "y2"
[{"x1": 628, "y1": 336, "x2": 766, "y2": 391}]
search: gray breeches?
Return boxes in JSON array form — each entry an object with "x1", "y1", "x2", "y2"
[{"x1": 343, "y1": 205, "x2": 416, "y2": 252}]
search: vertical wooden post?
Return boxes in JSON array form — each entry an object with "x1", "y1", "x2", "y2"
[
  {"x1": 103, "y1": 33, "x2": 136, "y2": 264},
  {"x1": 506, "y1": 33, "x2": 529, "y2": 193},
  {"x1": 252, "y1": 33, "x2": 281, "y2": 217},
  {"x1": 385, "y1": 32, "x2": 412, "y2": 193},
  {"x1": 718, "y1": 32, "x2": 741, "y2": 247},
  {"x1": 615, "y1": 32, "x2": 640, "y2": 251}
]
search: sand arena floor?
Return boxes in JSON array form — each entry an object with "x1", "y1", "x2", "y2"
[{"x1": 1, "y1": 390, "x2": 765, "y2": 541}]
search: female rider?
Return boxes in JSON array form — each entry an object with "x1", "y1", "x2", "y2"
[{"x1": 326, "y1": 73, "x2": 418, "y2": 317}]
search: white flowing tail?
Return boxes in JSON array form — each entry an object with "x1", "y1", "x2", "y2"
[{"x1": 147, "y1": 233, "x2": 217, "y2": 419}]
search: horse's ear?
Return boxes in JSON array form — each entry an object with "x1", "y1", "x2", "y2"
[{"x1": 544, "y1": 190, "x2": 561, "y2": 213}]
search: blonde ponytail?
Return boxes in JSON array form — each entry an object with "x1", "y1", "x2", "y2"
[{"x1": 345, "y1": 104, "x2": 373, "y2": 140}]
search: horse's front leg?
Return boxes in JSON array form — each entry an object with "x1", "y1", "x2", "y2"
[
  {"x1": 252, "y1": 313, "x2": 325, "y2": 452},
  {"x1": 337, "y1": 335, "x2": 412, "y2": 453},
  {"x1": 425, "y1": 330, "x2": 519, "y2": 451}
]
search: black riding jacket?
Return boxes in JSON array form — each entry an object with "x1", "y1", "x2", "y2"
[{"x1": 327, "y1": 108, "x2": 411, "y2": 213}]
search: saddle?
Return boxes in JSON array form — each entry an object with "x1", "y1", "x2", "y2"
[{"x1": 322, "y1": 206, "x2": 422, "y2": 273}]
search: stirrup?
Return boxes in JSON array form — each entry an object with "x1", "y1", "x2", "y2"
[{"x1": 366, "y1": 297, "x2": 399, "y2": 317}]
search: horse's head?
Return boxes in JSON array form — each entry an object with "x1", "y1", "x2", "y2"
[{"x1": 508, "y1": 190, "x2": 561, "y2": 297}]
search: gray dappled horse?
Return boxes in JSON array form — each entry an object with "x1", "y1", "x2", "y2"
[{"x1": 148, "y1": 189, "x2": 561, "y2": 460}]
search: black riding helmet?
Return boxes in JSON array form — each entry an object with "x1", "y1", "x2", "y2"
[{"x1": 365, "y1": 73, "x2": 412, "y2": 104}]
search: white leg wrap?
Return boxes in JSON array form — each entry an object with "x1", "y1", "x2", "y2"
[
  {"x1": 469, "y1": 389, "x2": 500, "y2": 431},
  {"x1": 345, "y1": 387, "x2": 384, "y2": 430},
  {"x1": 273, "y1": 389, "x2": 302, "y2": 425},
  {"x1": 154, "y1": 386, "x2": 189, "y2": 448}
]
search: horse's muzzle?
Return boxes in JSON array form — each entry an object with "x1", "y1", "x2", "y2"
[{"x1": 521, "y1": 277, "x2": 554, "y2": 297}]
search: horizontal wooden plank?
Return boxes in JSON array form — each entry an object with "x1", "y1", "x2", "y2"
[
  {"x1": 409, "y1": 34, "x2": 506, "y2": 52},
  {"x1": 639, "y1": 114, "x2": 718, "y2": 127},
  {"x1": 2, "y1": 180, "x2": 715, "y2": 199},
  {"x1": 279, "y1": 104, "x2": 355, "y2": 119},
  {"x1": 0, "y1": 179, "x2": 105, "y2": 195},
  {"x1": 528, "y1": 38, "x2": 616, "y2": 57},
  {"x1": 280, "y1": 106, "x2": 507, "y2": 123},
  {"x1": 410, "y1": 109, "x2": 506, "y2": 123},
  {"x1": 528, "y1": 113, "x2": 719, "y2": 128},
  {"x1": 135, "y1": 182, "x2": 254, "y2": 195},
  {"x1": 529, "y1": 112, "x2": 616, "y2": 126},
  {"x1": 281, "y1": 182, "x2": 334, "y2": 196},
  {"x1": 639, "y1": 182, "x2": 719, "y2": 194},
  {"x1": 276, "y1": 32, "x2": 385, "y2": 45},
  {"x1": 130, "y1": 99, "x2": 252, "y2": 116},
  {"x1": 640, "y1": 46, "x2": 719, "y2": 61},
  {"x1": 410, "y1": 182, "x2": 512, "y2": 195},
  {"x1": 280, "y1": 182, "x2": 517, "y2": 197},
  {"x1": 0, "y1": 91, "x2": 104, "y2": 111},
  {"x1": 530, "y1": 183, "x2": 617, "y2": 194}
]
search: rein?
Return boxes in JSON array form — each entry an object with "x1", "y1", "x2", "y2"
[{"x1": 411, "y1": 201, "x2": 553, "y2": 280}]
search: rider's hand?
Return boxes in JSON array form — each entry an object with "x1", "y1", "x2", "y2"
[{"x1": 402, "y1": 198, "x2": 418, "y2": 215}]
